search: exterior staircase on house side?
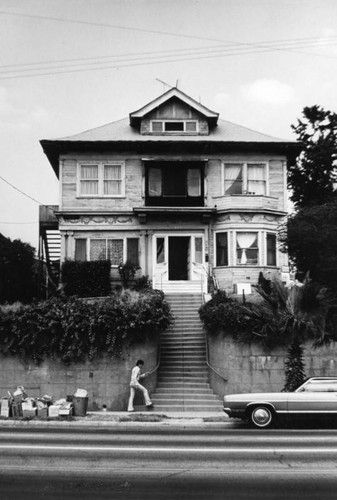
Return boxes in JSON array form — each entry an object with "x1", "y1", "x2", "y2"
[{"x1": 149, "y1": 294, "x2": 222, "y2": 412}]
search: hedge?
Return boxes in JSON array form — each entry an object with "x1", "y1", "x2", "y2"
[{"x1": 61, "y1": 260, "x2": 111, "y2": 297}]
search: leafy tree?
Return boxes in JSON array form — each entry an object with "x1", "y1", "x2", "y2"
[
  {"x1": 280, "y1": 199, "x2": 337, "y2": 288},
  {"x1": 0, "y1": 233, "x2": 36, "y2": 303},
  {"x1": 289, "y1": 105, "x2": 337, "y2": 209}
]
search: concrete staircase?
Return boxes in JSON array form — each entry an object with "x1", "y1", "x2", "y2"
[{"x1": 151, "y1": 294, "x2": 222, "y2": 412}]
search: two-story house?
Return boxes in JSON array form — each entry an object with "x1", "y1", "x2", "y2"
[{"x1": 40, "y1": 87, "x2": 300, "y2": 295}]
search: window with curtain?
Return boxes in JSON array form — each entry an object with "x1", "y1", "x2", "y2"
[
  {"x1": 216, "y1": 232, "x2": 228, "y2": 266},
  {"x1": 247, "y1": 163, "x2": 266, "y2": 195},
  {"x1": 224, "y1": 163, "x2": 243, "y2": 194},
  {"x1": 156, "y1": 238, "x2": 165, "y2": 263},
  {"x1": 75, "y1": 239, "x2": 87, "y2": 261},
  {"x1": 78, "y1": 162, "x2": 124, "y2": 196},
  {"x1": 148, "y1": 168, "x2": 162, "y2": 196},
  {"x1": 107, "y1": 239, "x2": 124, "y2": 266},
  {"x1": 236, "y1": 232, "x2": 258, "y2": 265},
  {"x1": 223, "y1": 162, "x2": 267, "y2": 195},
  {"x1": 103, "y1": 165, "x2": 122, "y2": 195},
  {"x1": 146, "y1": 162, "x2": 203, "y2": 206},
  {"x1": 90, "y1": 240, "x2": 106, "y2": 261},
  {"x1": 80, "y1": 165, "x2": 99, "y2": 195},
  {"x1": 187, "y1": 169, "x2": 201, "y2": 196},
  {"x1": 267, "y1": 233, "x2": 277, "y2": 266}
]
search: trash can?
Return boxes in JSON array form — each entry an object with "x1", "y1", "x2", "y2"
[{"x1": 73, "y1": 396, "x2": 88, "y2": 417}]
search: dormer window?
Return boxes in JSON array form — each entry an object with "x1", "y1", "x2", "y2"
[{"x1": 150, "y1": 120, "x2": 198, "y2": 133}]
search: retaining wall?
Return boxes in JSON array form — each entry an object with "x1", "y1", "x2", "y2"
[
  {"x1": 0, "y1": 339, "x2": 158, "y2": 411},
  {"x1": 208, "y1": 335, "x2": 337, "y2": 396}
]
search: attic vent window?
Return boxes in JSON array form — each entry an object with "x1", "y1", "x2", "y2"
[{"x1": 150, "y1": 120, "x2": 198, "y2": 133}]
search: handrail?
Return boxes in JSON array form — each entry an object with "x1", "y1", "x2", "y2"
[
  {"x1": 146, "y1": 339, "x2": 161, "y2": 376},
  {"x1": 205, "y1": 334, "x2": 228, "y2": 382}
]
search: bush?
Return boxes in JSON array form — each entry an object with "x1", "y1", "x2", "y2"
[
  {"x1": 61, "y1": 260, "x2": 111, "y2": 297},
  {"x1": 118, "y1": 261, "x2": 140, "y2": 288},
  {"x1": 199, "y1": 291, "x2": 253, "y2": 339},
  {"x1": 199, "y1": 290, "x2": 285, "y2": 348},
  {"x1": 0, "y1": 290, "x2": 173, "y2": 364}
]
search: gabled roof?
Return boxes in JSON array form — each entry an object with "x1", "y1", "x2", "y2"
[{"x1": 129, "y1": 87, "x2": 219, "y2": 127}]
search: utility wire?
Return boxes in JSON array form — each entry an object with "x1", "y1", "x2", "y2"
[
  {"x1": 1, "y1": 37, "x2": 337, "y2": 78},
  {"x1": 1, "y1": 35, "x2": 336, "y2": 71},
  {"x1": 0, "y1": 175, "x2": 56, "y2": 213},
  {"x1": 0, "y1": 37, "x2": 337, "y2": 81},
  {"x1": 0, "y1": 221, "x2": 37, "y2": 224}
]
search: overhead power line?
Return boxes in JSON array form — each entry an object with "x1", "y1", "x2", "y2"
[
  {"x1": 0, "y1": 36, "x2": 336, "y2": 81},
  {"x1": 0, "y1": 174, "x2": 56, "y2": 213},
  {"x1": 1, "y1": 35, "x2": 337, "y2": 75},
  {"x1": 0, "y1": 10, "x2": 336, "y2": 82}
]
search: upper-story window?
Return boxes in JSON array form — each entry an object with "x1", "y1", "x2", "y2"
[
  {"x1": 145, "y1": 161, "x2": 204, "y2": 207},
  {"x1": 223, "y1": 162, "x2": 267, "y2": 195},
  {"x1": 150, "y1": 120, "x2": 198, "y2": 133},
  {"x1": 78, "y1": 162, "x2": 125, "y2": 197}
]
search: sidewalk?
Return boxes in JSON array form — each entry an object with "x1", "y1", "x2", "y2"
[{"x1": 0, "y1": 410, "x2": 238, "y2": 429}]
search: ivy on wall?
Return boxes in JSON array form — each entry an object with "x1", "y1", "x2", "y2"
[{"x1": 0, "y1": 290, "x2": 172, "y2": 364}]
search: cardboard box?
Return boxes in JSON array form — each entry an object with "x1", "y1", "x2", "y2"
[
  {"x1": 0, "y1": 398, "x2": 10, "y2": 418},
  {"x1": 37, "y1": 407, "x2": 48, "y2": 418},
  {"x1": 23, "y1": 408, "x2": 37, "y2": 419},
  {"x1": 59, "y1": 403, "x2": 73, "y2": 416},
  {"x1": 48, "y1": 405, "x2": 60, "y2": 417}
]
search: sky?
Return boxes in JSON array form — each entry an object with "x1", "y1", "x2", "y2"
[{"x1": 0, "y1": 0, "x2": 337, "y2": 251}]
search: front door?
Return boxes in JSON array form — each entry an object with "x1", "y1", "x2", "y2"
[
  {"x1": 152, "y1": 233, "x2": 207, "y2": 293},
  {"x1": 168, "y1": 237, "x2": 189, "y2": 280}
]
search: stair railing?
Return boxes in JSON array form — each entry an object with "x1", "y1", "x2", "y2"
[{"x1": 205, "y1": 335, "x2": 228, "y2": 384}]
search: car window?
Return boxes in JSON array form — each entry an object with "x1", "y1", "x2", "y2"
[{"x1": 300, "y1": 381, "x2": 337, "y2": 392}]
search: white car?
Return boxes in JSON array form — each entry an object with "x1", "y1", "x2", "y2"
[{"x1": 223, "y1": 377, "x2": 337, "y2": 428}]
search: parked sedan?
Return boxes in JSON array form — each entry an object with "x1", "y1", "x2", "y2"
[{"x1": 223, "y1": 377, "x2": 337, "y2": 428}]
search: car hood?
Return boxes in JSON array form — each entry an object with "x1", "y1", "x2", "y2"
[{"x1": 224, "y1": 392, "x2": 286, "y2": 402}]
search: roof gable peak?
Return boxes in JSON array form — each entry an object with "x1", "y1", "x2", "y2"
[{"x1": 129, "y1": 87, "x2": 219, "y2": 127}]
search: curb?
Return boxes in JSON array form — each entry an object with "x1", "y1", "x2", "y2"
[{"x1": 0, "y1": 411, "x2": 241, "y2": 430}]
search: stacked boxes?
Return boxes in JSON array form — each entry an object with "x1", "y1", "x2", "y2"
[{"x1": 0, "y1": 386, "x2": 88, "y2": 419}]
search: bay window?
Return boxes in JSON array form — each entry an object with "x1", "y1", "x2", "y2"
[
  {"x1": 223, "y1": 162, "x2": 267, "y2": 195},
  {"x1": 216, "y1": 232, "x2": 228, "y2": 266},
  {"x1": 266, "y1": 233, "x2": 277, "y2": 266},
  {"x1": 236, "y1": 232, "x2": 259, "y2": 265}
]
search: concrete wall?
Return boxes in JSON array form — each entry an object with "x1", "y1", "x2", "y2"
[
  {"x1": 0, "y1": 340, "x2": 158, "y2": 411},
  {"x1": 208, "y1": 335, "x2": 337, "y2": 397}
]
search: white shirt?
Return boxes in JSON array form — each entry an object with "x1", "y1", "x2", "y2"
[{"x1": 130, "y1": 366, "x2": 141, "y2": 386}]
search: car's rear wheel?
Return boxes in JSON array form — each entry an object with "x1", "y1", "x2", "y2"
[{"x1": 250, "y1": 406, "x2": 273, "y2": 428}]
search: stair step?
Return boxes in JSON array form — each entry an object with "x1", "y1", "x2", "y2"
[
  {"x1": 158, "y1": 377, "x2": 209, "y2": 383},
  {"x1": 160, "y1": 357, "x2": 206, "y2": 364},
  {"x1": 150, "y1": 404, "x2": 222, "y2": 412},
  {"x1": 154, "y1": 387, "x2": 214, "y2": 394},
  {"x1": 152, "y1": 394, "x2": 219, "y2": 401},
  {"x1": 157, "y1": 381, "x2": 211, "y2": 387}
]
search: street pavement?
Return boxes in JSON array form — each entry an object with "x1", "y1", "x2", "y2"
[{"x1": 1, "y1": 413, "x2": 337, "y2": 499}]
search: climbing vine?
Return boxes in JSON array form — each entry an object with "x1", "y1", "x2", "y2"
[{"x1": 0, "y1": 290, "x2": 172, "y2": 364}]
